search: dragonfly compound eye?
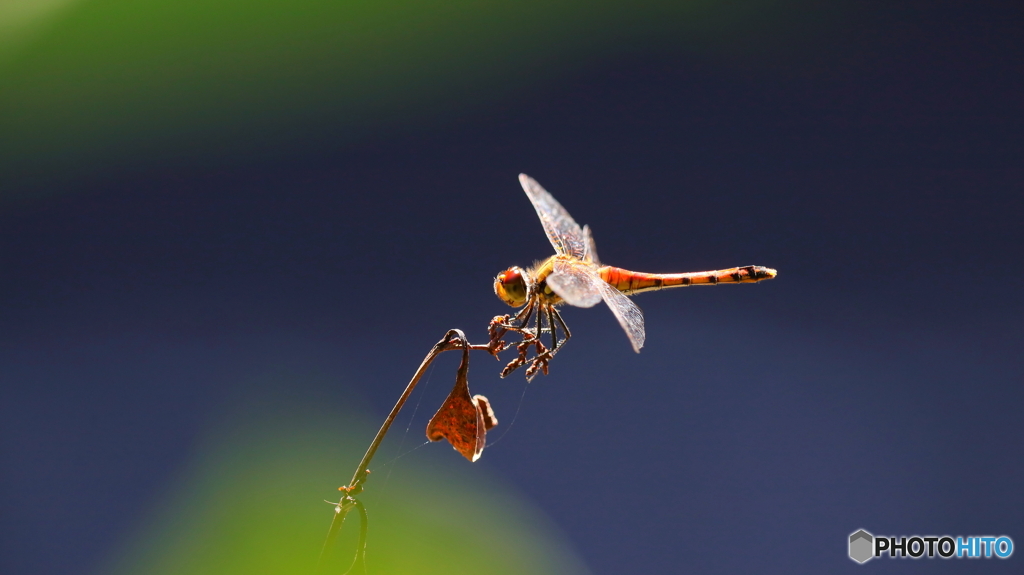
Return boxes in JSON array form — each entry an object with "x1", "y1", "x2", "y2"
[{"x1": 494, "y1": 267, "x2": 528, "y2": 307}]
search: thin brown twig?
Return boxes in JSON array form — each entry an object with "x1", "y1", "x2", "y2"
[{"x1": 317, "y1": 329, "x2": 494, "y2": 573}]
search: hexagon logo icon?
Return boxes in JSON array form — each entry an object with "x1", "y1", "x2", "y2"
[{"x1": 849, "y1": 529, "x2": 874, "y2": 563}]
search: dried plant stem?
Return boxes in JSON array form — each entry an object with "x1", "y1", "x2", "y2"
[{"x1": 317, "y1": 329, "x2": 492, "y2": 573}]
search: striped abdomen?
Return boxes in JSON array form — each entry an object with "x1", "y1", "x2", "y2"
[{"x1": 599, "y1": 265, "x2": 777, "y2": 295}]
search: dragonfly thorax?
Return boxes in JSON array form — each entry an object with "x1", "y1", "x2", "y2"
[{"x1": 494, "y1": 266, "x2": 531, "y2": 307}]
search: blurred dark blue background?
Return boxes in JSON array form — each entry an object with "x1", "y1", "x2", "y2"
[{"x1": 2, "y1": 1, "x2": 1022, "y2": 573}]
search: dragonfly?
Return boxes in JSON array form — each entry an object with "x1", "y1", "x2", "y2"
[{"x1": 491, "y1": 174, "x2": 777, "y2": 379}]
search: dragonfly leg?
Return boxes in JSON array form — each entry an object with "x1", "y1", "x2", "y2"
[
  {"x1": 489, "y1": 303, "x2": 537, "y2": 355},
  {"x1": 513, "y1": 301, "x2": 537, "y2": 328},
  {"x1": 500, "y1": 308, "x2": 556, "y2": 380},
  {"x1": 546, "y1": 305, "x2": 558, "y2": 352},
  {"x1": 494, "y1": 303, "x2": 572, "y2": 381},
  {"x1": 524, "y1": 305, "x2": 562, "y2": 380},
  {"x1": 501, "y1": 337, "x2": 545, "y2": 379},
  {"x1": 552, "y1": 308, "x2": 571, "y2": 349},
  {"x1": 496, "y1": 302, "x2": 545, "y2": 378},
  {"x1": 522, "y1": 339, "x2": 551, "y2": 380}
]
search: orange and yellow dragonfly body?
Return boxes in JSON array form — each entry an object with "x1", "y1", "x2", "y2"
[{"x1": 491, "y1": 174, "x2": 776, "y2": 378}]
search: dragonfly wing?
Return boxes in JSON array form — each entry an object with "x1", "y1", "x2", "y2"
[
  {"x1": 582, "y1": 224, "x2": 600, "y2": 265},
  {"x1": 548, "y1": 259, "x2": 603, "y2": 308},
  {"x1": 519, "y1": 174, "x2": 587, "y2": 260},
  {"x1": 596, "y1": 280, "x2": 646, "y2": 353},
  {"x1": 550, "y1": 259, "x2": 646, "y2": 352}
]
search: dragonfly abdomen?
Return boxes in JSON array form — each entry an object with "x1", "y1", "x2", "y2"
[{"x1": 600, "y1": 265, "x2": 777, "y2": 295}]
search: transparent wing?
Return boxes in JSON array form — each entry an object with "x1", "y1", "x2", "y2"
[
  {"x1": 548, "y1": 259, "x2": 603, "y2": 308},
  {"x1": 596, "y1": 280, "x2": 646, "y2": 353},
  {"x1": 582, "y1": 225, "x2": 599, "y2": 264},
  {"x1": 548, "y1": 260, "x2": 646, "y2": 352},
  {"x1": 519, "y1": 174, "x2": 587, "y2": 259}
]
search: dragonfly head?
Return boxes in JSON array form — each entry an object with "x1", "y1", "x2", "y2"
[{"x1": 494, "y1": 266, "x2": 530, "y2": 307}]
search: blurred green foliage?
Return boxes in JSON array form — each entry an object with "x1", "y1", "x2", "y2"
[
  {"x1": 98, "y1": 397, "x2": 589, "y2": 575},
  {"x1": 0, "y1": 0, "x2": 803, "y2": 199}
]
